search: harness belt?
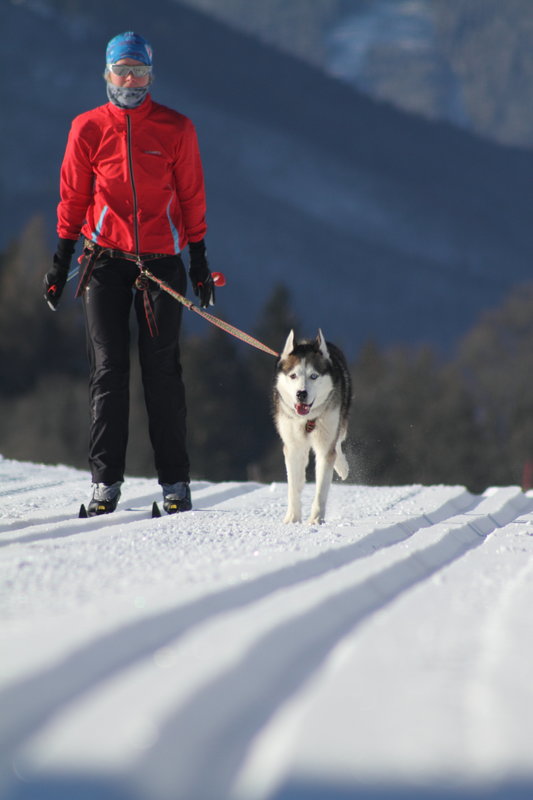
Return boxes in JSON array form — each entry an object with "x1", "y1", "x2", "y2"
[
  {"x1": 75, "y1": 241, "x2": 280, "y2": 357},
  {"x1": 75, "y1": 240, "x2": 171, "y2": 337}
]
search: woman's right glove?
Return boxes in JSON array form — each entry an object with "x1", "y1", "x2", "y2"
[
  {"x1": 44, "y1": 238, "x2": 77, "y2": 310},
  {"x1": 188, "y1": 239, "x2": 215, "y2": 308}
]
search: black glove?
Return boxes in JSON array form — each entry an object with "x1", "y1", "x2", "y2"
[
  {"x1": 44, "y1": 238, "x2": 77, "y2": 310},
  {"x1": 188, "y1": 239, "x2": 215, "y2": 308}
]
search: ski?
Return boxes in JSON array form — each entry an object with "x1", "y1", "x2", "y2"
[{"x1": 78, "y1": 501, "x2": 162, "y2": 518}]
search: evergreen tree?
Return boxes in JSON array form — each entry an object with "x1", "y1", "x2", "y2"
[
  {"x1": 351, "y1": 341, "x2": 487, "y2": 490},
  {"x1": 0, "y1": 374, "x2": 87, "y2": 469},
  {"x1": 0, "y1": 215, "x2": 86, "y2": 466},
  {"x1": 458, "y1": 283, "x2": 533, "y2": 486},
  {"x1": 0, "y1": 214, "x2": 51, "y2": 394},
  {"x1": 349, "y1": 340, "x2": 398, "y2": 484},
  {"x1": 0, "y1": 214, "x2": 85, "y2": 396},
  {"x1": 181, "y1": 327, "x2": 258, "y2": 480}
]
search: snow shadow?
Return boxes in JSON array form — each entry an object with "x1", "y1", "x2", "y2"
[
  {"x1": 132, "y1": 519, "x2": 492, "y2": 799},
  {"x1": 0, "y1": 489, "x2": 488, "y2": 768},
  {"x1": 0, "y1": 483, "x2": 264, "y2": 546},
  {"x1": 271, "y1": 779, "x2": 533, "y2": 799},
  {"x1": 190, "y1": 482, "x2": 265, "y2": 509},
  {"x1": 7, "y1": 773, "x2": 533, "y2": 800},
  {"x1": 5, "y1": 772, "x2": 138, "y2": 800}
]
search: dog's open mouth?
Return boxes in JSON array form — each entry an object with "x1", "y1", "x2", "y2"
[{"x1": 295, "y1": 402, "x2": 313, "y2": 416}]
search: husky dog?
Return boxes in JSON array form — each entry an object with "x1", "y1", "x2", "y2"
[{"x1": 273, "y1": 329, "x2": 352, "y2": 524}]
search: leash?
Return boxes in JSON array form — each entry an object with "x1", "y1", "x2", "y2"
[
  {"x1": 141, "y1": 267, "x2": 280, "y2": 358},
  {"x1": 69, "y1": 248, "x2": 279, "y2": 357},
  {"x1": 73, "y1": 247, "x2": 161, "y2": 336}
]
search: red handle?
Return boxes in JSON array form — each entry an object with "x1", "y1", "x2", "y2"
[{"x1": 212, "y1": 272, "x2": 226, "y2": 287}]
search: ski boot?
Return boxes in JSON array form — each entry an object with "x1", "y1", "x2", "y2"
[
  {"x1": 162, "y1": 481, "x2": 192, "y2": 514},
  {"x1": 86, "y1": 481, "x2": 122, "y2": 517}
]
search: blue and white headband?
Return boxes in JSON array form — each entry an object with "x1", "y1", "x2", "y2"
[{"x1": 106, "y1": 32, "x2": 153, "y2": 66}]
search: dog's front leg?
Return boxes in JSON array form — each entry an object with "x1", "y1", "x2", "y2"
[
  {"x1": 283, "y1": 443, "x2": 308, "y2": 523},
  {"x1": 308, "y1": 450, "x2": 336, "y2": 524}
]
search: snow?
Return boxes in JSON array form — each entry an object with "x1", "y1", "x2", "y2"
[{"x1": 2, "y1": 457, "x2": 533, "y2": 799}]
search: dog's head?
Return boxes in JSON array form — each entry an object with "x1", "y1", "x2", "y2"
[{"x1": 275, "y1": 329, "x2": 334, "y2": 417}]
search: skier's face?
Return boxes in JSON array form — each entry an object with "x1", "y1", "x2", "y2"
[{"x1": 107, "y1": 59, "x2": 151, "y2": 88}]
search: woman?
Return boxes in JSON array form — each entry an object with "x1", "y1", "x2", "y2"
[{"x1": 44, "y1": 31, "x2": 214, "y2": 516}]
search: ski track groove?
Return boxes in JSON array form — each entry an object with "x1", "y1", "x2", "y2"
[
  {"x1": 131, "y1": 489, "x2": 533, "y2": 800},
  {"x1": 0, "y1": 482, "x2": 265, "y2": 546},
  {"x1": 464, "y1": 550, "x2": 533, "y2": 775},
  {"x1": 2, "y1": 485, "x2": 532, "y2": 799},
  {"x1": 0, "y1": 487, "x2": 473, "y2": 762},
  {"x1": 0, "y1": 480, "x2": 69, "y2": 500}
]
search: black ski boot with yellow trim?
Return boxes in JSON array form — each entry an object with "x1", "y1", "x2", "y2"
[
  {"x1": 85, "y1": 481, "x2": 122, "y2": 517},
  {"x1": 162, "y1": 481, "x2": 192, "y2": 514}
]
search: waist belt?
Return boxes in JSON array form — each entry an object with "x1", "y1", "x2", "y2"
[
  {"x1": 76, "y1": 240, "x2": 173, "y2": 337},
  {"x1": 82, "y1": 239, "x2": 170, "y2": 262}
]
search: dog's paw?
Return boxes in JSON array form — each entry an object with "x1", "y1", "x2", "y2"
[
  {"x1": 284, "y1": 511, "x2": 302, "y2": 523},
  {"x1": 308, "y1": 503, "x2": 326, "y2": 524}
]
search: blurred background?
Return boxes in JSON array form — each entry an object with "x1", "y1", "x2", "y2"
[{"x1": 2, "y1": 0, "x2": 533, "y2": 490}]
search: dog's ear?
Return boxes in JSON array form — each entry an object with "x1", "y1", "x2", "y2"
[
  {"x1": 281, "y1": 330, "x2": 296, "y2": 358},
  {"x1": 316, "y1": 329, "x2": 330, "y2": 360}
]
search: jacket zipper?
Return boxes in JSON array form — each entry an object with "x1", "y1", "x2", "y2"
[{"x1": 126, "y1": 114, "x2": 140, "y2": 256}]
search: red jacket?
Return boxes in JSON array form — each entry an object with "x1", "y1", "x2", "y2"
[{"x1": 57, "y1": 95, "x2": 207, "y2": 254}]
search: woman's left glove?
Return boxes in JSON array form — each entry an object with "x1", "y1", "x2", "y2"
[
  {"x1": 44, "y1": 238, "x2": 77, "y2": 310},
  {"x1": 188, "y1": 239, "x2": 215, "y2": 308}
]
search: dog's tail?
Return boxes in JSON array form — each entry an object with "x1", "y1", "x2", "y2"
[{"x1": 334, "y1": 439, "x2": 349, "y2": 480}]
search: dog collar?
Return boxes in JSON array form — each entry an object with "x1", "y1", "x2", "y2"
[{"x1": 305, "y1": 419, "x2": 316, "y2": 433}]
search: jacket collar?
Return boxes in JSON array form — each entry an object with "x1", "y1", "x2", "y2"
[{"x1": 106, "y1": 93, "x2": 154, "y2": 121}]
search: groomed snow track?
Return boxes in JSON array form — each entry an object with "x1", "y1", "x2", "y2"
[{"x1": 2, "y1": 459, "x2": 533, "y2": 799}]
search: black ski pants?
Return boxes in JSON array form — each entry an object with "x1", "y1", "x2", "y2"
[{"x1": 82, "y1": 253, "x2": 189, "y2": 486}]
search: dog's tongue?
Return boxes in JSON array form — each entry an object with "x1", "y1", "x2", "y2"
[{"x1": 296, "y1": 403, "x2": 311, "y2": 416}]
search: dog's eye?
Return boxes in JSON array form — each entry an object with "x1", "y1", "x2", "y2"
[
  {"x1": 289, "y1": 373, "x2": 297, "y2": 380},
  {"x1": 310, "y1": 373, "x2": 319, "y2": 380}
]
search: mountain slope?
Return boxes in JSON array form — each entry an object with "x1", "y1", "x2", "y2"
[
  {"x1": 3, "y1": 0, "x2": 533, "y2": 353},
  {"x1": 176, "y1": 0, "x2": 533, "y2": 150}
]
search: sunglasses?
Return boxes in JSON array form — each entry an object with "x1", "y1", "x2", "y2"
[{"x1": 108, "y1": 63, "x2": 152, "y2": 77}]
